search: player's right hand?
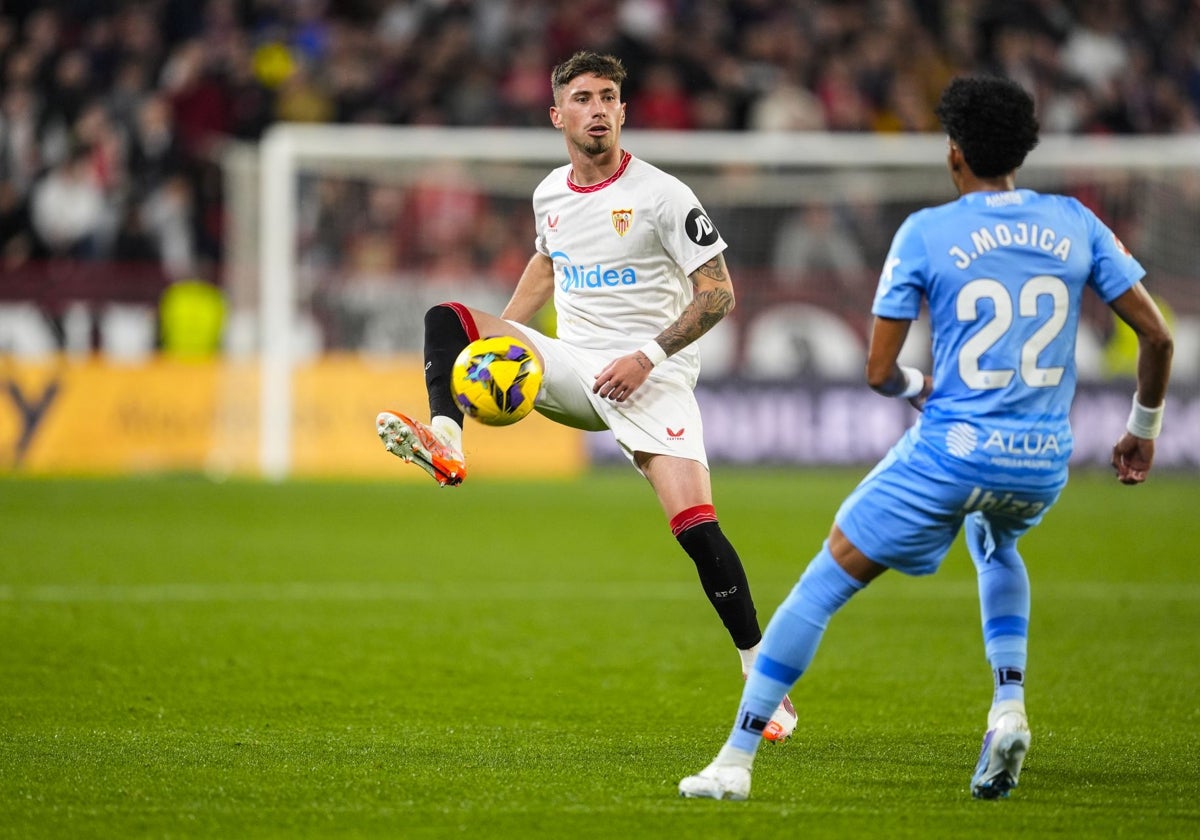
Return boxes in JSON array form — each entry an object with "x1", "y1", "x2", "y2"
[{"x1": 593, "y1": 352, "x2": 651, "y2": 403}]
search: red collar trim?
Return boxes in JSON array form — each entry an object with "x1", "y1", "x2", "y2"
[{"x1": 567, "y1": 151, "x2": 632, "y2": 193}]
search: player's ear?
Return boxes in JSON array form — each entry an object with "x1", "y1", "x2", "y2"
[
  {"x1": 550, "y1": 106, "x2": 562, "y2": 129},
  {"x1": 947, "y1": 138, "x2": 963, "y2": 173},
  {"x1": 619, "y1": 103, "x2": 626, "y2": 124}
]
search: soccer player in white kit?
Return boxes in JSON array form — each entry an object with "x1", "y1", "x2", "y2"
[{"x1": 376, "y1": 51, "x2": 797, "y2": 741}]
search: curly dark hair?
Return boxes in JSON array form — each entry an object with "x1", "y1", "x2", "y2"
[
  {"x1": 551, "y1": 51, "x2": 627, "y2": 103},
  {"x1": 934, "y1": 76, "x2": 1040, "y2": 179}
]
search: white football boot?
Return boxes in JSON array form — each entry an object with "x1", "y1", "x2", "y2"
[
  {"x1": 376, "y1": 410, "x2": 466, "y2": 487},
  {"x1": 763, "y1": 693, "x2": 798, "y2": 743},
  {"x1": 678, "y1": 760, "x2": 752, "y2": 801},
  {"x1": 970, "y1": 700, "x2": 1031, "y2": 799}
]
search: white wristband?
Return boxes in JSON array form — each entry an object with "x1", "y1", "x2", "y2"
[
  {"x1": 638, "y1": 340, "x2": 668, "y2": 367},
  {"x1": 898, "y1": 366, "x2": 925, "y2": 399},
  {"x1": 1126, "y1": 394, "x2": 1164, "y2": 440}
]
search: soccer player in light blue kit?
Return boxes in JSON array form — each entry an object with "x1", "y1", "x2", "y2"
[{"x1": 679, "y1": 75, "x2": 1174, "y2": 801}]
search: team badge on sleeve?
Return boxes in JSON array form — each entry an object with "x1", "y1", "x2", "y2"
[
  {"x1": 685, "y1": 207, "x2": 719, "y2": 246},
  {"x1": 611, "y1": 209, "x2": 632, "y2": 237}
]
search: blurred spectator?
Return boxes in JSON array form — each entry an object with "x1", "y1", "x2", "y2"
[
  {"x1": 41, "y1": 50, "x2": 93, "y2": 147},
  {"x1": 0, "y1": 178, "x2": 31, "y2": 267},
  {"x1": 113, "y1": 203, "x2": 160, "y2": 264},
  {"x1": 19, "y1": 8, "x2": 61, "y2": 91},
  {"x1": 29, "y1": 145, "x2": 108, "y2": 258},
  {"x1": 0, "y1": 83, "x2": 41, "y2": 194},
  {"x1": 499, "y1": 37, "x2": 553, "y2": 126},
  {"x1": 274, "y1": 57, "x2": 334, "y2": 124},
  {"x1": 816, "y1": 51, "x2": 874, "y2": 131},
  {"x1": 141, "y1": 174, "x2": 197, "y2": 279},
  {"x1": 73, "y1": 101, "x2": 126, "y2": 197},
  {"x1": 127, "y1": 94, "x2": 185, "y2": 201},
  {"x1": 400, "y1": 160, "x2": 488, "y2": 277},
  {"x1": 629, "y1": 62, "x2": 694, "y2": 129},
  {"x1": 770, "y1": 204, "x2": 870, "y2": 298},
  {"x1": 1060, "y1": 2, "x2": 1130, "y2": 94},
  {"x1": 747, "y1": 76, "x2": 826, "y2": 131},
  {"x1": 224, "y1": 38, "x2": 276, "y2": 139},
  {"x1": 343, "y1": 183, "x2": 405, "y2": 276},
  {"x1": 106, "y1": 59, "x2": 154, "y2": 136}
]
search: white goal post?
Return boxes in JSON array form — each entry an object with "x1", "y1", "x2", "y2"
[{"x1": 249, "y1": 126, "x2": 1200, "y2": 480}]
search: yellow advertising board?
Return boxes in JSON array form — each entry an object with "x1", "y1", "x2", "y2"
[{"x1": 0, "y1": 355, "x2": 584, "y2": 479}]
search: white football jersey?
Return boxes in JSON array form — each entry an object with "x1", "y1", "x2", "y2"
[{"x1": 532, "y1": 151, "x2": 727, "y2": 383}]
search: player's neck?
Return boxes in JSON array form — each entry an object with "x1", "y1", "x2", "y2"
[
  {"x1": 959, "y1": 173, "x2": 1017, "y2": 195},
  {"x1": 568, "y1": 146, "x2": 626, "y2": 187}
]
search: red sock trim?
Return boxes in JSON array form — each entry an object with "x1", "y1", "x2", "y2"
[
  {"x1": 670, "y1": 504, "x2": 718, "y2": 537},
  {"x1": 439, "y1": 301, "x2": 479, "y2": 342}
]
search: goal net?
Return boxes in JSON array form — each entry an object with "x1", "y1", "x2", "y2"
[{"x1": 224, "y1": 127, "x2": 1200, "y2": 478}]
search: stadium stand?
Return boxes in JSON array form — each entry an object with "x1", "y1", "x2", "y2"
[{"x1": 0, "y1": 0, "x2": 1197, "y2": 357}]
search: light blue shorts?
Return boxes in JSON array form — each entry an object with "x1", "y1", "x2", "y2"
[{"x1": 836, "y1": 432, "x2": 1064, "y2": 576}]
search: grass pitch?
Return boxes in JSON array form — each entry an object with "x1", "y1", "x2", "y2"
[{"x1": 1, "y1": 468, "x2": 1197, "y2": 838}]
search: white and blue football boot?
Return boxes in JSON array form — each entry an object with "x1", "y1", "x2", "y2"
[{"x1": 971, "y1": 701, "x2": 1031, "y2": 799}]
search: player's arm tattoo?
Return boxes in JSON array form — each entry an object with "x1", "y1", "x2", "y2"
[{"x1": 651, "y1": 254, "x2": 734, "y2": 358}]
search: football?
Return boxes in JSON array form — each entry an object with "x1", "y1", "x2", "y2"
[{"x1": 451, "y1": 336, "x2": 543, "y2": 426}]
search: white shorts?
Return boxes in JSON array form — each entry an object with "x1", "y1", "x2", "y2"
[{"x1": 508, "y1": 321, "x2": 709, "y2": 469}]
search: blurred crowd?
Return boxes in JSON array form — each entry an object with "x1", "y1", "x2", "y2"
[{"x1": 0, "y1": 0, "x2": 1198, "y2": 292}]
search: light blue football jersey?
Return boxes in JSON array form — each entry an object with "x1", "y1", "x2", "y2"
[{"x1": 873, "y1": 189, "x2": 1144, "y2": 488}]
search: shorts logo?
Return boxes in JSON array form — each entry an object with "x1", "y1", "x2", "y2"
[
  {"x1": 946, "y1": 422, "x2": 978, "y2": 457},
  {"x1": 963, "y1": 487, "x2": 1047, "y2": 518},
  {"x1": 667, "y1": 427, "x2": 685, "y2": 439},
  {"x1": 685, "y1": 207, "x2": 719, "y2": 246},
  {"x1": 611, "y1": 208, "x2": 632, "y2": 237}
]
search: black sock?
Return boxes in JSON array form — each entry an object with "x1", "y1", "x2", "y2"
[
  {"x1": 674, "y1": 514, "x2": 761, "y2": 650},
  {"x1": 424, "y1": 304, "x2": 471, "y2": 425}
]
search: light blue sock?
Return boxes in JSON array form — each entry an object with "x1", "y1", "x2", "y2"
[
  {"x1": 725, "y1": 543, "x2": 866, "y2": 755},
  {"x1": 967, "y1": 514, "x2": 1030, "y2": 707}
]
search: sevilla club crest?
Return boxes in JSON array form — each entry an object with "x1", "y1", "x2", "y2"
[{"x1": 611, "y1": 209, "x2": 633, "y2": 237}]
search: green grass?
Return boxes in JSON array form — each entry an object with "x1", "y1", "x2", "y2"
[{"x1": 1, "y1": 468, "x2": 1197, "y2": 838}]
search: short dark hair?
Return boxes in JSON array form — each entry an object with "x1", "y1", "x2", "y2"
[
  {"x1": 935, "y1": 76, "x2": 1039, "y2": 178},
  {"x1": 551, "y1": 51, "x2": 627, "y2": 103}
]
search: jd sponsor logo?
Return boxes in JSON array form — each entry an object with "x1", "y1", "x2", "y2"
[{"x1": 685, "y1": 208, "x2": 719, "y2": 246}]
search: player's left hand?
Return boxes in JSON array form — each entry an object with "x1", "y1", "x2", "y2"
[
  {"x1": 1111, "y1": 433, "x2": 1155, "y2": 485},
  {"x1": 593, "y1": 351, "x2": 653, "y2": 402},
  {"x1": 906, "y1": 375, "x2": 932, "y2": 412}
]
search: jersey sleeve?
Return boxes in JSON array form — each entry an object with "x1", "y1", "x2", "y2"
[
  {"x1": 531, "y1": 179, "x2": 551, "y2": 258},
  {"x1": 656, "y1": 179, "x2": 727, "y2": 276},
  {"x1": 872, "y1": 212, "x2": 929, "y2": 320},
  {"x1": 1078, "y1": 199, "x2": 1146, "y2": 302}
]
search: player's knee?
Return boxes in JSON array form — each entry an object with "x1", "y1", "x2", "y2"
[
  {"x1": 426, "y1": 301, "x2": 461, "y2": 326},
  {"x1": 791, "y1": 544, "x2": 864, "y2": 616},
  {"x1": 425, "y1": 302, "x2": 476, "y2": 342},
  {"x1": 989, "y1": 543, "x2": 1024, "y2": 570}
]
